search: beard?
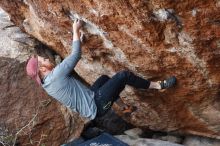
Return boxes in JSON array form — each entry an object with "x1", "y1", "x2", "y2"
[{"x1": 46, "y1": 63, "x2": 55, "y2": 70}]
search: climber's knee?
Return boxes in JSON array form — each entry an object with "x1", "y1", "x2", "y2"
[{"x1": 115, "y1": 70, "x2": 131, "y2": 80}]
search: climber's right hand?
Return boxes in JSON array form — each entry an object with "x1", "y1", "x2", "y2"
[{"x1": 73, "y1": 19, "x2": 83, "y2": 32}]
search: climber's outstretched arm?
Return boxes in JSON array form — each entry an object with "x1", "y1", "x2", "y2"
[{"x1": 51, "y1": 19, "x2": 83, "y2": 78}]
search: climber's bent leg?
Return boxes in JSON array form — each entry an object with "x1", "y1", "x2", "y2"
[
  {"x1": 90, "y1": 75, "x2": 110, "y2": 91},
  {"x1": 94, "y1": 70, "x2": 151, "y2": 117}
]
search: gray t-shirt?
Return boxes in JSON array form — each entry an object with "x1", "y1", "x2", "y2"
[{"x1": 42, "y1": 40, "x2": 97, "y2": 120}]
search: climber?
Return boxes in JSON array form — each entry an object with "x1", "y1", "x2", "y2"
[{"x1": 26, "y1": 19, "x2": 177, "y2": 120}]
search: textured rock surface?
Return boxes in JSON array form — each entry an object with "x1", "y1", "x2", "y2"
[
  {"x1": 0, "y1": 0, "x2": 220, "y2": 141},
  {"x1": 0, "y1": 9, "x2": 84, "y2": 145},
  {"x1": 183, "y1": 136, "x2": 220, "y2": 146},
  {"x1": 116, "y1": 135, "x2": 183, "y2": 146}
]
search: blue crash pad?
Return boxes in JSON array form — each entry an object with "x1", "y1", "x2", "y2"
[
  {"x1": 63, "y1": 132, "x2": 129, "y2": 146},
  {"x1": 78, "y1": 133, "x2": 128, "y2": 146}
]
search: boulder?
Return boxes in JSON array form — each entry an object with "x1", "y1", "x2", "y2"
[{"x1": 0, "y1": 0, "x2": 220, "y2": 142}]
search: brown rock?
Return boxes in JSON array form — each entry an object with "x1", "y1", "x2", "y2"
[
  {"x1": 0, "y1": 0, "x2": 220, "y2": 142},
  {"x1": 0, "y1": 57, "x2": 84, "y2": 146}
]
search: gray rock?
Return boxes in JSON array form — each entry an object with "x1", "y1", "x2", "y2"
[
  {"x1": 115, "y1": 135, "x2": 183, "y2": 146},
  {"x1": 183, "y1": 136, "x2": 220, "y2": 146},
  {"x1": 153, "y1": 134, "x2": 183, "y2": 144},
  {"x1": 124, "y1": 128, "x2": 143, "y2": 139}
]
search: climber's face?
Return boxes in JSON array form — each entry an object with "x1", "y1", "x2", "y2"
[{"x1": 37, "y1": 55, "x2": 55, "y2": 71}]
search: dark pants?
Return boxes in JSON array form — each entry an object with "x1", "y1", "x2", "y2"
[{"x1": 90, "y1": 70, "x2": 150, "y2": 117}]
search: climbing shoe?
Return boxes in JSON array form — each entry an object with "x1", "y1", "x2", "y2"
[{"x1": 160, "y1": 76, "x2": 177, "y2": 89}]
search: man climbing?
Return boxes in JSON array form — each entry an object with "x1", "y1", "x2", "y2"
[{"x1": 26, "y1": 19, "x2": 176, "y2": 120}]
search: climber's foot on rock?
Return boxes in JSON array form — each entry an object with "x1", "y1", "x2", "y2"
[{"x1": 159, "y1": 76, "x2": 177, "y2": 89}]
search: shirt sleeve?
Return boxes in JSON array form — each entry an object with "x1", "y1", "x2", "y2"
[{"x1": 51, "y1": 40, "x2": 81, "y2": 78}]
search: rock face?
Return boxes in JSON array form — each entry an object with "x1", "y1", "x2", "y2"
[
  {"x1": 0, "y1": 0, "x2": 220, "y2": 142},
  {"x1": 0, "y1": 9, "x2": 84, "y2": 145}
]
